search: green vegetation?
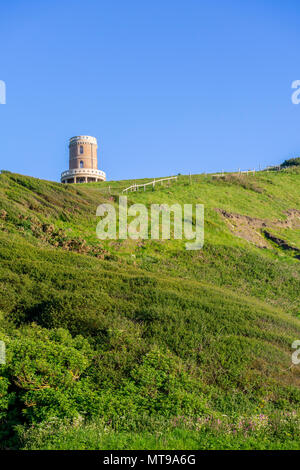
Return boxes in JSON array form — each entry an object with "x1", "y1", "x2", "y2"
[
  {"x1": 281, "y1": 157, "x2": 300, "y2": 168},
  {"x1": 0, "y1": 168, "x2": 299, "y2": 450}
]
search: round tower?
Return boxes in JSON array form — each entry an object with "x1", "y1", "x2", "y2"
[{"x1": 61, "y1": 135, "x2": 106, "y2": 184}]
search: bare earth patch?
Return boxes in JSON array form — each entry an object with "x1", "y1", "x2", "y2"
[{"x1": 216, "y1": 208, "x2": 300, "y2": 251}]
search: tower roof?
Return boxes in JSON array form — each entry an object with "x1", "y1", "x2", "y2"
[{"x1": 69, "y1": 135, "x2": 97, "y2": 145}]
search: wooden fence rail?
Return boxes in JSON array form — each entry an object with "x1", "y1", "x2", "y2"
[{"x1": 122, "y1": 176, "x2": 178, "y2": 193}]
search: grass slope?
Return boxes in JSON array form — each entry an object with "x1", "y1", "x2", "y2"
[{"x1": 0, "y1": 169, "x2": 299, "y2": 449}]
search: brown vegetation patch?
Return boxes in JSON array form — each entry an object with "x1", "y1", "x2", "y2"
[
  {"x1": 0, "y1": 209, "x2": 7, "y2": 219},
  {"x1": 212, "y1": 173, "x2": 265, "y2": 193},
  {"x1": 18, "y1": 215, "x2": 109, "y2": 259},
  {"x1": 216, "y1": 209, "x2": 300, "y2": 251}
]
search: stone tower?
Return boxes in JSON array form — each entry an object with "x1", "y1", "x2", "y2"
[{"x1": 61, "y1": 135, "x2": 106, "y2": 183}]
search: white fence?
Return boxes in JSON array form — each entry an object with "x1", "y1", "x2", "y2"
[
  {"x1": 211, "y1": 166, "x2": 281, "y2": 177},
  {"x1": 122, "y1": 176, "x2": 178, "y2": 193}
]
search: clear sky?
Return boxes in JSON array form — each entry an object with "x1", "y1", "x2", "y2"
[{"x1": 1, "y1": 0, "x2": 300, "y2": 182}]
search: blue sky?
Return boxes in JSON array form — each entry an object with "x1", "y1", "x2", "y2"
[{"x1": 0, "y1": 0, "x2": 300, "y2": 182}]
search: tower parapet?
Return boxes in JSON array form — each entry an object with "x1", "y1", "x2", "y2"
[{"x1": 61, "y1": 135, "x2": 106, "y2": 183}]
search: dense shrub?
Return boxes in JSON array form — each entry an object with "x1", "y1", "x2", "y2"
[{"x1": 281, "y1": 157, "x2": 300, "y2": 168}]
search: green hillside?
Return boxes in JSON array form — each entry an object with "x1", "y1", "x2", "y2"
[{"x1": 0, "y1": 168, "x2": 300, "y2": 450}]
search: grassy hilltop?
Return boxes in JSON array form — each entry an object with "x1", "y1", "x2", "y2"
[{"x1": 0, "y1": 168, "x2": 300, "y2": 449}]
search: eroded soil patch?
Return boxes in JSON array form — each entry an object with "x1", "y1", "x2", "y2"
[{"x1": 216, "y1": 209, "x2": 300, "y2": 253}]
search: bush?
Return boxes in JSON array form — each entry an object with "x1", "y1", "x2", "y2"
[
  {"x1": 0, "y1": 325, "x2": 97, "y2": 427},
  {"x1": 281, "y1": 157, "x2": 300, "y2": 168}
]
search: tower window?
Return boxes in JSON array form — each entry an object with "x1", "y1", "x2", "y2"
[
  {"x1": 80, "y1": 145, "x2": 84, "y2": 154},
  {"x1": 80, "y1": 161, "x2": 84, "y2": 168}
]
